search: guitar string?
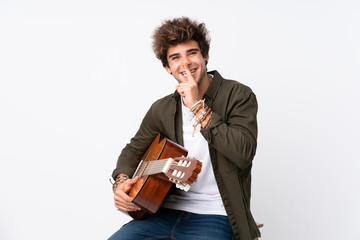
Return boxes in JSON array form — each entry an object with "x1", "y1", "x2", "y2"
[
  {"x1": 142, "y1": 159, "x2": 186, "y2": 175},
  {"x1": 142, "y1": 159, "x2": 169, "y2": 175},
  {"x1": 143, "y1": 159, "x2": 193, "y2": 176}
]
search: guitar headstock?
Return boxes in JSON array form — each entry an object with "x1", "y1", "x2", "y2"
[{"x1": 164, "y1": 157, "x2": 202, "y2": 192}]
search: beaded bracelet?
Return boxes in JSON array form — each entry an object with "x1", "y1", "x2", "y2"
[
  {"x1": 190, "y1": 99, "x2": 208, "y2": 119},
  {"x1": 190, "y1": 99, "x2": 205, "y2": 112},
  {"x1": 112, "y1": 175, "x2": 129, "y2": 193},
  {"x1": 192, "y1": 108, "x2": 212, "y2": 136},
  {"x1": 190, "y1": 104, "x2": 207, "y2": 121},
  {"x1": 203, "y1": 111, "x2": 213, "y2": 129}
]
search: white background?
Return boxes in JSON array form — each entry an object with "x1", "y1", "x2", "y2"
[{"x1": 1, "y1": 0, "x2": 359, "y2": 239}]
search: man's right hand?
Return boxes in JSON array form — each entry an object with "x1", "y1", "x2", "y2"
[{"x1": 114, "y1": 176, "x2": 141, "y2": 212}]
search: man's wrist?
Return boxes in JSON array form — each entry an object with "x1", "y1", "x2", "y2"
[
  {"x1": 112, "y1": 174, "x2": 129, "y2": 193},
  {"x1": 190, "y1": 100, "x2": 213, "y2": 135},
  {"x1": 200, "y1": 110, "x2": 213, "y2": 129}
]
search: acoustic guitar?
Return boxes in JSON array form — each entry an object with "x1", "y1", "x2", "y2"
[{"x1": 127, "y1": 133, "x2": 202, "y2": 220}]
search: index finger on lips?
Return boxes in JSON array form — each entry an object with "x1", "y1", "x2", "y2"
[{"x1": 184, "y1": 64, "x2": 196, "y2": 83}]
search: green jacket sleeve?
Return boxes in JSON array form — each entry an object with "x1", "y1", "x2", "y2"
[
  {"x1": 201, "y1": 89, "x2": 258, "y2": 169},
  {"x1": 112, "y1": 104, "x2": 160, "y2": 180}
]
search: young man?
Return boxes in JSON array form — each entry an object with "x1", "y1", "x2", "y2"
[{"x1": 109, "y1": 17, "x2": 261, "y2": 240}]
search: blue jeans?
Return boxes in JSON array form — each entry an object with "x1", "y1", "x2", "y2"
[{"x1": 108, "y1": 207, "x2": 233, "y2": 240}]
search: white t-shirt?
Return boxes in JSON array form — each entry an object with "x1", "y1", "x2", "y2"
[{"x1": 162, "y1": 99, "x2": 227, "y2": 216}]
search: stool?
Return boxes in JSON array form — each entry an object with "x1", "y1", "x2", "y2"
[{"x1": 253, "y1": 222, "x2": 264, "y2": 240}]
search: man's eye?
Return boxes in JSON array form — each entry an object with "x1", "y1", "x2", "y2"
[{"x1": 171, "y1": 56, "x2": 179, "y2": 60}]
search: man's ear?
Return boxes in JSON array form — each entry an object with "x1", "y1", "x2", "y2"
[
  {"x1": 165, "y1": 66, "x2": 172, "y2": 75},
  {"x1": 204, "y1": 53, "x2": 209, "y2": 64}
]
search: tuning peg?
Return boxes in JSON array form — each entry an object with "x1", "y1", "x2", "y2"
[
  {"x1": 176, "y1": 183, "x2": 185, "y2": 190},
  {"x1": 183, "y1": 184, "x2": 190, "y2": 192},
  {"x1": 175, "y1": 183, "x2": 191, "y2": 192}
]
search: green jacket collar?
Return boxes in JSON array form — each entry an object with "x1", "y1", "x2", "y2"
[{"x1": 204, "y1": 70, "x2": 223, "y2": 101}]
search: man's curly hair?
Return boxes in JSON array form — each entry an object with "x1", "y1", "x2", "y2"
[{"x1": 152, "y1": 17, "x2": 211, "y2": 67}]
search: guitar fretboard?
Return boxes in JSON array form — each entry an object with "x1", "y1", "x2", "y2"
[{"x1": 143, "y1": 159, "x2": 171, "y2": 176}]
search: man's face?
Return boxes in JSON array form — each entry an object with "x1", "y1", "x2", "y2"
[{"x1": 165, "y1": 40, "x2": 209, "y2": 85}]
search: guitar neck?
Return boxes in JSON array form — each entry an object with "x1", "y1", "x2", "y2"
[
  {"x1": 132, "y1": 156, "x2": 201, "y2": 192},
  {"x1": 144, "y1": 159, "x2": 172, "y2": 176},
  {"x1": 134, "y1": 159, "x2": 172, "y2": 178}
]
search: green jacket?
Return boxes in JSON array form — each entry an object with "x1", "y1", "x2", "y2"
[{"x1": 112, "y1": 70, "x2": 261, "y2": 240}]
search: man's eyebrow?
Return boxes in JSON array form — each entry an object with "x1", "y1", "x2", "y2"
[
  {"x1": 168, "y1": 53, "x2": 179, "y2": 59},
  {"x1": 168, "y1": 48, "x2": 200, "y2": 59},
  {"x1": 187, "y1": 48, "x2": 200, "y2": 53}
]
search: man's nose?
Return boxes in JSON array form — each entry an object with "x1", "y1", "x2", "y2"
[{"x1": 181, "y1": 56, "x2": 191, "y2": 67}]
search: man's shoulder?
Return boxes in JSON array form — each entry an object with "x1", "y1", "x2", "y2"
[
  {"x1": 150, "y1": 92, "x2": 177, "y2": 111},
  {"x1": 153, "y1": 92, "x2": 176, "y2": 105},
  {"x1": 212, "y1": 70, "x2": 254, "y2": 94},
  {"x1": 224, "y1": 79, "x2": 254, "y2": 96}
]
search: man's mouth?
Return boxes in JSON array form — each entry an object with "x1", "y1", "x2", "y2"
[{"x1": 181, "y1": 68, "x2": 196, "y2": 76}]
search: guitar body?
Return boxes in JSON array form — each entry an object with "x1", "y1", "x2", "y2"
[{"x1": 128, "y1": 134, "x2": 188, "y2": 220}]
